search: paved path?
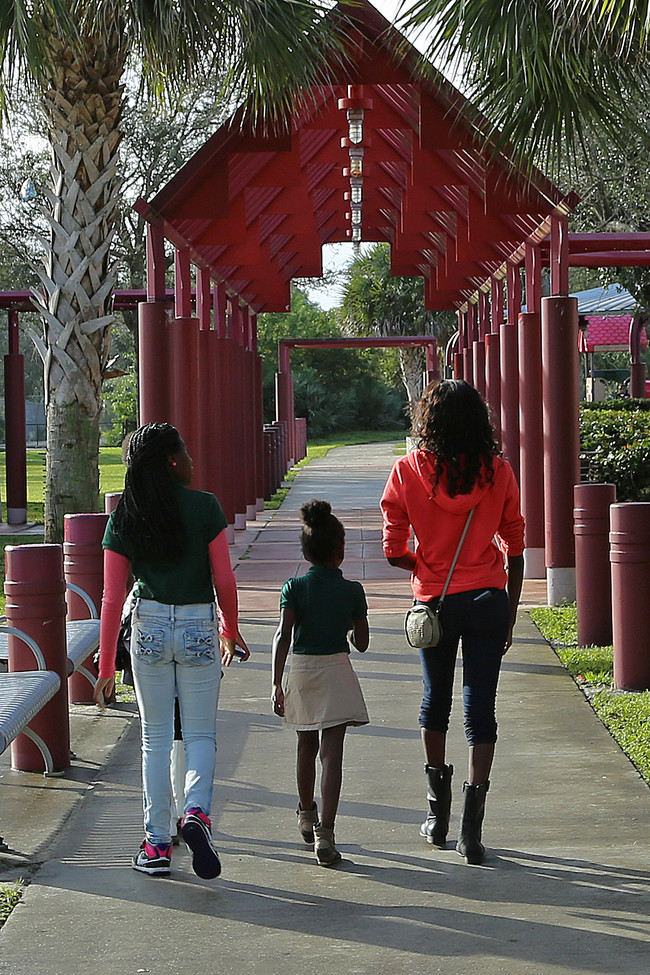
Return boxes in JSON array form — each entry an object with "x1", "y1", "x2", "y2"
[{"x1": 0, "y1": 442, "x2": 648, "y2": 975}]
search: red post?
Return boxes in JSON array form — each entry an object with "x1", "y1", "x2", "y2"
[
  {"x1": 5, "y1": 544, "x2": 70, "y2": 772},
  {"x1": 610, "y1": 503, "x2": 650, "y2": 690},
  {"x1": 138, "y1": 301, "x2": 173, "y2": 424},
  {"x1": 275, "y1": 371, "x2": 295, "y2": 468},
  {"x1": 485, "y1": 332, "x2": 501, "y2": 445},
  {"x1": 518, "y1": 312, "x2": 544, "y2": 578},
  {"x1": 170, "y1": 317, "x2": 201, "y2": 487},
  {"x1": 574, "y1": 484, "x2": 616, "y2": 647},
  {"x1": 499, "y1": 321, "x2": 520, "y2": 482},
  {"x1": 64, "y1": 513, "x2": 108, "y2": 703},
  {"x1": 541, "y1": 296, "x2": 580, "y2": 604},
  {"x1": 4, "y1": 352, "x2": 27, "y2": 525},
  {"x1": 105, "y1": 493, "x2": 122, "y2": 513},
  {"x1": 472, "y1": 340, "x2": 486, "y2": 397}
]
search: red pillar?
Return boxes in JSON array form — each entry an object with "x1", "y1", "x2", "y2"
[
  {"x1": 518, "y1": 312, "x2": 544, "y2": 578},
  {"x1": 574, "y1": 483, "x2": 616, "y2": 647},
  {"x1": 541, "y1": 296, "x2": 580, "y2": 604},
  {"x1": 485, "y1": 332, "x2": 501, "y2": 444},
  {"x1": 169, "y1": 317, "x2": 202, "y2": 488},
  {"x1": 610, "y1": 503, "x2": 650, "y2": 690},
  {"x1": 5, "y1": 544, "x2": 70, "y2": 773},
  {"x1": 499, "y1": 321, "x2": 520, "y2": 482},
  {"x1": 138, "y1": 301, "x2": 173, "y2": 424},
  {"x1": 64, "y1": 513, "x2": 108, "y2": 703},
  {"x1": 472, "y1": 340, "x2": 486, "y2": 397},
  {"x1": 275, "y1": 371, "x2": 295, "y2": 470},
  {"x1": 213, "y1": 337, "x2": 236, "y2": 536},
  {"x1": 4, "y1": 340, "x2": 27, "y2": 524}
]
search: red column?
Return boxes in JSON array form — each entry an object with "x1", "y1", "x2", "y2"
[
  {"x1": 275, "y1": 371, "x2": 295, "y2": 469},
  {"x1": 541, "y1": 296, "x2": 580, "y2": 604},
  {"x1": 472, "y1": 340, "x2": 486, "y2": 397},
  {"x1": 610, "y1": 502, "x2": 650, "y2": 690},
  {"x1": 462, "y1": 347, "x2": 473, "y2": 386},
  {"x1": 64, "y1": 513, "x2": 108, "y2": 703},
  {"x1": 170, "y1": 317, "x2": 201, "y2": 487},
  {"x1": 105, "y1": 493, "x2": 122, "y2": 513},
  {"x1": 499, "y1": 321, "x2": 520, "y2": 482},
  {"x1": 138, "y1": 301, "x2": 173, "y2": 424},
  {"x1": 5, "y1": 544, "x2": 70, "y2": 772},
  {"x1": 254, "y1": 353, "x2": 265, "y2": 510},
  {"x1": 244, "y1": 349, "x2": 258, "y2": 522},
  {"x1": 4, "y1": 360, "x2": 26, "y2": 525},
  {"x1": 485, "y1": 332, "x2": 501, "y2": 444},
  {"x1": 574, "y1": 484, "x2": 616, "y2": 647},
  {"x1": 518, "y1": 312, "x2": 544, "y2": 578},
  {"x1": 213, "y1": 337, "x2": 236, "y2": 536}
]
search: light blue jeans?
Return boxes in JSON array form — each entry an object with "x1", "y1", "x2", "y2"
[{"x1": 130, "y1": 599, "x2": 221, "y2": 845}]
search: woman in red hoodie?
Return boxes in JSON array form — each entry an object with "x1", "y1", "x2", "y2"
[{"x1": 380, "y1": 380, "x2": 524, "y2": 864}]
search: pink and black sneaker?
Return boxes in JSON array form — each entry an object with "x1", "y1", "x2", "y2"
[
  {"x1": 132, "y1": 840, "x2": 172, "y2": 876},
  {"x1": 181, "y1": 808, "x2": 221, "y2": 879}
]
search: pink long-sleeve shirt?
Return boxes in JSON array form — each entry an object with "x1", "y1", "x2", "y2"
[{"x1": 380, "y1": 450, "x2": 525, "y2": 602}]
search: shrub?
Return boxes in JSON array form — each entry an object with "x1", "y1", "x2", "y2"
[{"x1": 580, "y1": 403, "x2": 650, "y2": 501}]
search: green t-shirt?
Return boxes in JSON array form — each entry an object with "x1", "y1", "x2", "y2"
[
  {"x1": 103, "y1": 483, "x2": 227, "y2": 605},
  {"x1": 280, "y1": 565, "x2": 368, "y2": 655}
]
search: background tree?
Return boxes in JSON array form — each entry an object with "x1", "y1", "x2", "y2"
[
  {"x1": 340, "y1": 243, "x2": 455, "y2": 422},
  {"x1": 257, "y1": 284, "x2": 407, "y2": 437},
  {"x1": 1, "y1": 0, "x2": 349, "y2": 540}
]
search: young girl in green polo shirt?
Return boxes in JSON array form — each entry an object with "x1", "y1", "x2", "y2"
[{"x1": 271, "y1": 499, "x2": 369, "y2": 866}]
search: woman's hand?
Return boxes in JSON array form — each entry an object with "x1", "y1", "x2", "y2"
[
  {"x1": 271, "y1": 683, "x2": 285, "y2": 717},
  {"x1": 93, "y1": 676, "x2": 115, "y2": 711},
  {"x1": 220, "y1": 631, "x2": 250, "y2": 666}
]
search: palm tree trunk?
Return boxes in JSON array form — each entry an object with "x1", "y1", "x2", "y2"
[
  {"x1": 29, "y1": 25, "x2": 126, "y2": 540},
  {"x1": 399, "y1": 346, "x2": 425, "y2": 425}
]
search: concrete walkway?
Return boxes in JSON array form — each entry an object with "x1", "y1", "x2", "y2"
[{"x1": 0, "y1": 442, "x2": 648, "y2": 975}]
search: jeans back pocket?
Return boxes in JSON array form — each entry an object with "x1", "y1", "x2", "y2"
[
  {"x1": 182, "y1": 625, "x2": 217, "y2": 665},
  {"x1": 133, "y1": 625, "x2": 166, "y2": 662}
]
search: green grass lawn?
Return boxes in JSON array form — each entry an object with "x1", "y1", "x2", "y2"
[{"x1": 529, "y1": 604, "x2": 650, "y2": 783}]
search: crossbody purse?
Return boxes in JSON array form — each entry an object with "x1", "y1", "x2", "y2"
[{"x1": 404, "y1": 507, "x2": 476, "y2": 649}]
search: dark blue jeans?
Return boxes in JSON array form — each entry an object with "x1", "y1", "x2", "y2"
[{"x1": 417, "y1": 587, "x2": 510, "y2": 745}]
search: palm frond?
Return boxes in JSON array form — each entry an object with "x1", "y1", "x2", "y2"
[{"x1": 398, "y1": 0, "x2": 650, "y2": 171}]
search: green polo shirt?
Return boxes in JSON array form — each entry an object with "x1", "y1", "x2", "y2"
[
  {"x1": 103, "y1": 483, "x2": 227, "y2": 605},
  {"x1": 280, "y1": 565, "x2": 368, "y2": 655}
]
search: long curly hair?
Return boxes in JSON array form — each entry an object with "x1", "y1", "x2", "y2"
[
  {"x1": 300, "y1": 499, "x2": 345, "y2": 564},
  {"x1": 112, "y1": 422, "x2": 187, "y2": 564},
  {"x1": 413, "y1": 380, "x2": 499, "y2": 497}
]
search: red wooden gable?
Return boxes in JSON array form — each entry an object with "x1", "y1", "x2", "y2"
[{"x1": 136, "y1": 0, "x2": 575, "y2": 314}]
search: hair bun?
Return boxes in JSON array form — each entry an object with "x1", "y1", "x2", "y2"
[{"x1": 301, "y1": 499, "x2": 332, "y2": 528}]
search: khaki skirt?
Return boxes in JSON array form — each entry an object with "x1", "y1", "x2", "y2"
[{"x1": 283, "y1": 652, "x2": 369, "y2": 731}]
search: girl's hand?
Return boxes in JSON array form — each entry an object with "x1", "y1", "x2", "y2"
[
  {"x1": 271, "y1": 683, "x2": 285, "y2": 717},
  {"x1": 94, "y1": 676, "x2": 115, "y2": 712},
  {"x1": 220, "y1": 632, "x2": 250, "y2": 666}
]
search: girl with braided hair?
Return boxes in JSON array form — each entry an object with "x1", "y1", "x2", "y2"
[
  {"x1": 94, "y1": 422, "x2": 249, "y2": 879},
  {"x1": 271, "y1": 499, "x2": 369, "y2": 867},
  {"x1": 381, "y1": 380, "x2": 524, "y2": 865}
]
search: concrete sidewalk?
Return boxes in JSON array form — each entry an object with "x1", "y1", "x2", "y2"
[{"x1": 0, "y1": 442, "x2": 648, "y2": 974}]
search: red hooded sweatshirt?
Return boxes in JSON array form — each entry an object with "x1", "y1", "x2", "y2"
[{"x1": 380, "y1": 449, "x2": 525, "y2": 602}]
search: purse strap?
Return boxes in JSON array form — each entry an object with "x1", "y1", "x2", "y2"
[{"x1": 437, "y1": 507, "x2": 476, "y2": 610}]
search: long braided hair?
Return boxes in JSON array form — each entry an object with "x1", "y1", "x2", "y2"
[
  {"x1": 414, "y1": 380, "x2": 499, "y2": 497},
  {"x1": 113, "y1": 422, "x2": 187, "y2": 564}
]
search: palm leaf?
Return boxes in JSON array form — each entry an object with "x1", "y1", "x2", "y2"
[{"x1": 398, "y1": 0, "x2": 650, "y2": 170}]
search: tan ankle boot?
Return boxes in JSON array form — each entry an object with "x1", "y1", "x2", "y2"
[
  {"x1": 297, "y1": 803, "x2": 319, "y2": 844},
  {"x1": 313, "y1": 824, "x2": 342, "y2": 866}
]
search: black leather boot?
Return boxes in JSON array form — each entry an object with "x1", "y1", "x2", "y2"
[
  {"x1": 456, "y1": 781, "x2": 489, "y2": 864},
  {"x1": 419, "y1": 763, "x2": 453, "y2": 847}
]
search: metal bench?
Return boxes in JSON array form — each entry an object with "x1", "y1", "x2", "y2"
[
  {"x1": 0, "y1": 583, "x2": 100, "y2": 689},
  {"x1": 0, "y1": 668, "x2": 62, "y2": 850}
]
